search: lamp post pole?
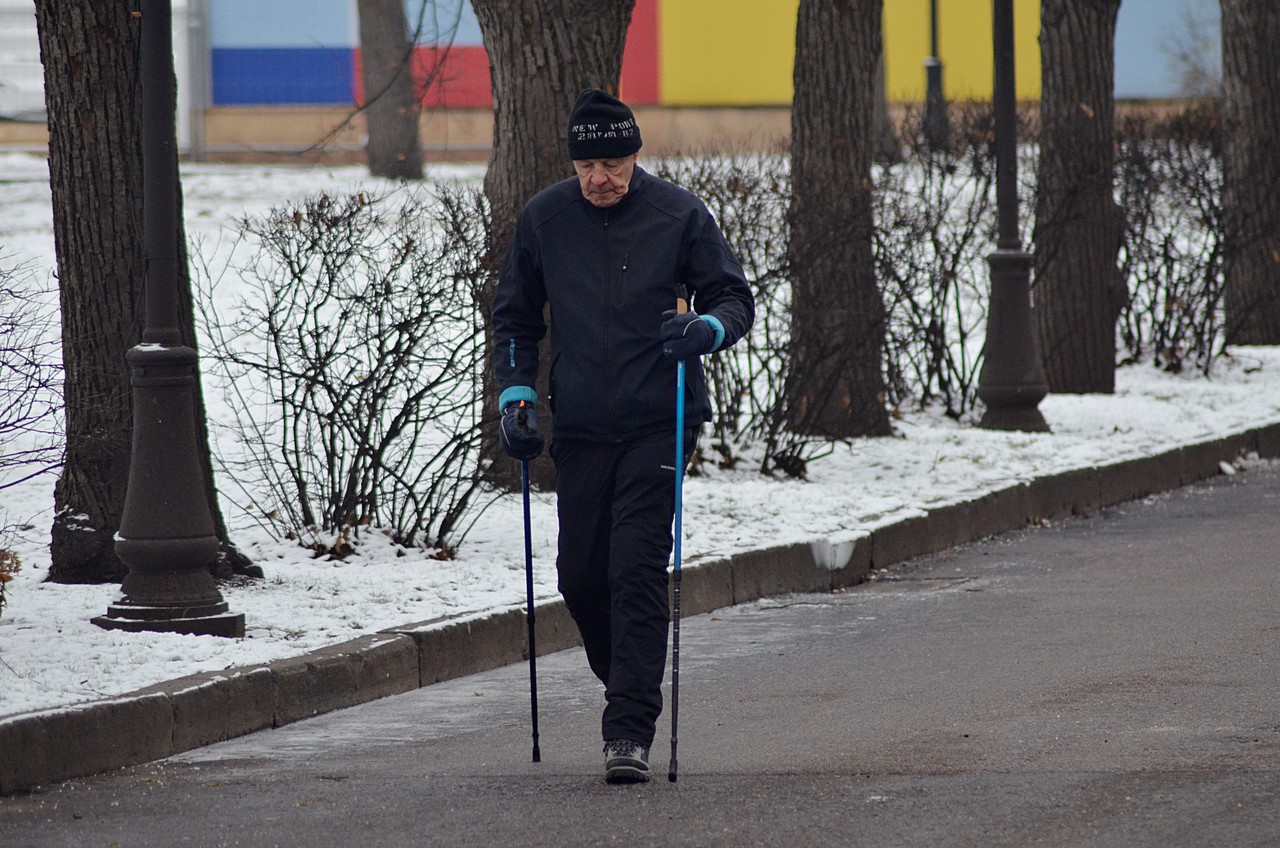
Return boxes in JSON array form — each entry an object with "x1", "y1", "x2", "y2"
[
  {"x1": 975, "y1": 0, "x2": 1049, "y2": 433},
  {"x1": 92, "y1": 0, "x2": 244, "y2": 637},
  {"x1": 923, "y1": 0, "x2": 949, "y2": 150}
]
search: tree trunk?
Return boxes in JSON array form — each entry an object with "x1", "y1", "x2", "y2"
[
  {"x1": 786, "y1": 0, "x2": 890, "y2": 438},
  {"x1": 1221, "y1": 0, "x2": 1280, "y2": 344},
  {"x1": 35, "y1": 0, "x2": 252, "y2": 583},
  {"x1": 472, "y1": 0, "x2": 635, "y2": 489},
  {"x1": 358, "y1": 0, "x2": 424, "y2": 180},
  {"x1": 1033, "y1": 0, "x2": 1124, "y2": 393}
]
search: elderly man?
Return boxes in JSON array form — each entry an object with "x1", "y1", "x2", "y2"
[{"x1": 492, "y1": 88, "x2": 754, "y2": 783}]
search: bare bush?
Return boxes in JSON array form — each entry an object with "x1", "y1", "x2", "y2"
[
  {"x1": 0, "y1": 258, "x2": 58, "y2": 618},
  {"x1": 0, "y1": 544, "x2": 19, "y2": 619},
  {"x1": 1115, "y1": 104, "x2": 1226, "y2": 375},
  {"x1": 875, "y1": 105, "x2": 1001, "y2": 420},
  {"x1": 196, "y1": 185, "x2": 490, "y2": 557},
  {"x1": 0, "y1": 260, "x2": 62, "y2": 492},
  {"x1": 648, "y1": 152, "x2": 820, "y2": 475},
  {"x1": 657, "y1": 101, "x2": 1225, "y2": 463},
  {"x1": 653, "y1": 113, "x2": 1009, "y2": 469}
]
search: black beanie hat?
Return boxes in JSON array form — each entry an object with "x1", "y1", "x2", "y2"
[{"x1": 566, "y1": 89, "x2": 642, "y2": 160}]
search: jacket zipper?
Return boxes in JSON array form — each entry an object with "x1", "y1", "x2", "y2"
[{"x1": 603, "y1": 213, "x2": 616, "y2": 435}]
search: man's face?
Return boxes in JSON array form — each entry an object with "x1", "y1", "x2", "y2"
[{"x1": 573, "y1": 154, "x2": 637, "y2": 208}]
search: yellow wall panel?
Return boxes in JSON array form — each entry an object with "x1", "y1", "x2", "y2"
[
  {"x1": 883, "y1": 0, "x2": 931, "y2": 102},
  {"x1": 658, "y1": 0, "x2": 1040, "y2": 107},
  {"x1": 1014, "y1": 0, "x2": 1042, "y2": 100},
  {"x1": 660, "y1": 0, "x2": 800, "y2": 105},
  {"x1": 883, "y1": 0, "x2": 1041, "y2": 103}
]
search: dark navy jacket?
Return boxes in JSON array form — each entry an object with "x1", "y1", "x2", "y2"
[{"x1": 492, "y1": 166, "x2": 755, "y2": 442}]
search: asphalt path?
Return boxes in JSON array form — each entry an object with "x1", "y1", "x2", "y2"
[{"x1": 4, "y1": 464, "x2": 1280, "y2": 847}]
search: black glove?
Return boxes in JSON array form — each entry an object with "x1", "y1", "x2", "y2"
[
  {"x1": 499, "y1": 401, "x2": 544, "y2": 461},
  {"x1": 661, "y1": 310, "x2": 719, "y2": 361}
]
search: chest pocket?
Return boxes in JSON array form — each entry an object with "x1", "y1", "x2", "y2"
[{"x1": 617, "y1": 241, "x2": 681, "y2": 312}]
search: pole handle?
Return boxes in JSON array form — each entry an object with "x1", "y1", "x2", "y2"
[{"x1": 675, "y1": 283, "x2": 689, "y2": 315}]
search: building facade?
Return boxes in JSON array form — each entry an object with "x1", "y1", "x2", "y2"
[
  {"x1": 204, "y1": 0, "x2": 1044, "y2": 108},
  {"x1": 0, "y1": 0, "x2": 1215, "y2": 159}
]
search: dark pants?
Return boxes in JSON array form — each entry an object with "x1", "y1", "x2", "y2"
[{"x1": 551, "y1": 429, "x2": 693, "y2": 748}]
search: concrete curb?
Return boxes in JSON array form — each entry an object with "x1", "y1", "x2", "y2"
[{"x1": 3, "y1": 423, "x2": 1278, "y2": 795}]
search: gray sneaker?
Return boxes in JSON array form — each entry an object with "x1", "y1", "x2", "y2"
[{"x1": 603, "y1": 739, "x2": 651, "y2": 784}]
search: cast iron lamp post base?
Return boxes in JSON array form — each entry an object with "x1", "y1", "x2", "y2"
[
  {"x1": 92, "y1": 344, "x2": 244, "y2": 638},
  {"x1": 93, "y1": 602, "x2": 244, "y2": 637},
  {"x1": 977, "y1": 249, "x2": 1049, "y2": 433}
]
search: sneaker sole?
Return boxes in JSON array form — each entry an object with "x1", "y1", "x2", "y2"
[{"x1": 605, "y1": 763, "x2": 652, "y2": 784}]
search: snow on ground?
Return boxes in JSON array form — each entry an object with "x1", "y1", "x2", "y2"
[{"x1": 3, "y1": 150, "x2": 1280, "y2": 719}]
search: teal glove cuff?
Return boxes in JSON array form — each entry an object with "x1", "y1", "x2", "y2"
[
  {"x1": 703, "y1": 314, "x2": 726, "y2": 352},
  {"x1": 499, "y1": 385, "x2": 537, "y2": 411}
]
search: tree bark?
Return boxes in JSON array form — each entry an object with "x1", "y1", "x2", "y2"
[
  {"x1": 35, "y1": 0, "x2": 252, "y2": 583},
  {"x1": 357, "y1": 0, "x2": 424, "y2": 180},
  {"x1": 472, "y1": 0, "x2": 636, "y2": 489},
  {"x1": 1033, "y1": 0, "x2": 1124, "y2": 393},
  {"x1": 786, "y1": 0, "x2": 890, "y2": 438},
  {"x1": 1221, "y1": 0, "x2": 1280, "y2": 344}
]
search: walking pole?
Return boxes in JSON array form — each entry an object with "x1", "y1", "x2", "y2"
[
  {"x1": 669, "y1": 285, "x2": 689, "y2": 783},
  {"x1": 519, "y1": 403, "x2": 541, "y2": 763}
]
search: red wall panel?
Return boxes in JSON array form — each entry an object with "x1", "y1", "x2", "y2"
[
  {"x1": 354, "y1": 45, "x2": 493, "y2": 109},
  {"x1": 620, "y1": 0, "x2": 660, "y2": 105}
]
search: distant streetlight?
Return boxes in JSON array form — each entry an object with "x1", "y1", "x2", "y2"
[
  {"x1": 923, "y1": 0, "x2": 950, "y2": 150},
  {"x1": 92, "y1": 0, "x2": 244, "y2": 637},
  {"x1": 975, "y1": 0, "x2": 1049, "y2": 432}
]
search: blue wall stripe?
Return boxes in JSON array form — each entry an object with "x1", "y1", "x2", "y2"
[{"x1": 211, "y1": 48, "x2": 355, "y2": 105}]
